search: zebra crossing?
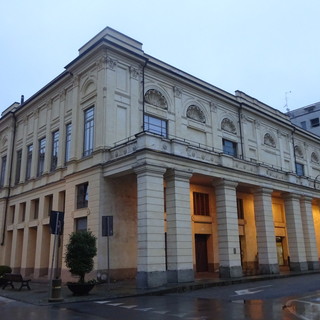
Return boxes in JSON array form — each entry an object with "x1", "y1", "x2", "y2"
[{"x1": 94, "y1": 300, "x2": 208, "y2": 319}]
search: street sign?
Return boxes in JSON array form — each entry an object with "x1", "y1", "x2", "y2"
[{"x1": 102, "y1": 216, "x2": 113, "y2": 237}]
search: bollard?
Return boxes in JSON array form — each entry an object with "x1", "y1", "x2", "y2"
[{"x1": 48, "y1": 279, "x2": 64, "y2": 302}]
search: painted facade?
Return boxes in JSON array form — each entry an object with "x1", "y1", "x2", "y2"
[{"x1": 1, "y1": 27, "x2": 320, "y2": 288}]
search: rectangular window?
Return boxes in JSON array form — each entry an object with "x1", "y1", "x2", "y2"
[
  {"x1": 15, "y1": 149, "x2": 22, "y2": 184},
  {"x1": 75, "y1": 217, "x2": 87, "y2": 232},
  {"x1": 193, "y1": 192, "x2": 209, "y2": 216},
  {"x1": 300, "y1": 121, "x2": 307, "y2": 130},
  {"x1": 144, "y1": 114, "x2": 167, "y2": 138},
  {"x1": 31, "y1": 198, "x2": 40, "y2": 220},
  {"x1": 310, "y1": 118, "x2": 319, "y2": 127},
  {"x1": 19, "y1": 202, "x2": 26, "y2": 222},
  {"x1": 295, "y1": 162, "x2": 304, "y2": 176},
  {"x1": 37, "y1": 137, "x2": 46, "y2": 176},
  {"x1": 45, "y1": 194, "x2": 53, "y2": 216},
  {"x1": 223, "y1": 139, "x2": 237, "y2": 157},
  {"x1": 83, "y1": 107, "x2": 94, "y2": 157},
  {"x1": 10, "y1": 205, "x2": 15, "y2": 224},
  {"x1": 76, "y1": 182, "x2": 88, "y2": 209},
  {"x1": 26, "y1": 144, "x2": 33, "y2": 180},
  {"x1": 65, "y1": 123, "x2": 72, "y2": 163},
  {"x1": 237, "y1": 198, "x2": 244, "y2": 219},
  {"x1": 51, "y1": 130, "x2": 59, "y2": 171},
  {"x1": 0, "y1": 155, "x2": 7, "y2": 187}
]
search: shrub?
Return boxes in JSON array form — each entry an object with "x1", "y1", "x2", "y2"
[
  {"x1": 65, "y1": 230, "x2": 97, "y2": 283},
  {"x1": 0, "y1": 265, "x2": 12, "y2": 277}
]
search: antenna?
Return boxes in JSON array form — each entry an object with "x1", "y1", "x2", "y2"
[{"x1": 284, "y1": 91, "x2": 291, "y2": 112}]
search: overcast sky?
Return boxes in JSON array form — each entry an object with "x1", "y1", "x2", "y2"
[{"x1": 1, "y1": 0, "x2": 320, "y2": 115}]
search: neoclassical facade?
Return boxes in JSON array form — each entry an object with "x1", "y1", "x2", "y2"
[{"x1": 1, "y1": 27, "x2": 320, "y2": 288}]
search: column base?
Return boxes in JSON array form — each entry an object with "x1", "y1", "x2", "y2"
[
  {"x1": 219, "y1": 266, "x2": 242, "y2": 278},
  {"x1": 307, "y1": 261, "x2": 320, "y2": 270},
  {"x1": 167, "y1": 269, "x2": 194, "y2": 283},
  {"x1": 259, "y1": 263, "x2": 279, "y2": 275},
  {"x1": 290, "y1": 261, "x2": 308, "y2": 272},
  {"x1": 136, "y1": 271, "x2": 167, "y2": 288}
]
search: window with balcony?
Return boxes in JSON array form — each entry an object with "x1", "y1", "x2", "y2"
[
  {"x1": 295, "y1": 162, "x2": 304, "y2": 176},
  {"x1": 144, "y1": 114, "x2": 167, "y2": 138},
  {"x1": 223, "y1": 139, "x2": 237, "y2": 157}
]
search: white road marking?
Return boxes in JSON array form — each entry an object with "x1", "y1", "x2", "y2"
[
  {"x1": 95, "y1": 300, "x2": 111, "y2": 304},
  {"x1": 135, "y1": 307, "x2": 153, "y2": 312},
  {"x1": 108, "y1": 302, "x2": 124, "y2": 306},
  {"x1": 120, "y1": 305, "x2": 138, "y2": 309},
  {"x1": 153, "y1": 310, "x2": 169, "y2": 314},
  {"x1": 232, "y1": 285, "x2": 272, "y2": 296}
]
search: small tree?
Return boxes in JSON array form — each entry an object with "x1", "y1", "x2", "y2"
[{"x1": 65, "y1": 230, "x2": 97, "y2": 283}]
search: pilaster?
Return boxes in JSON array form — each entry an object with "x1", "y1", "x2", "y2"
[
  {"x1": 134, "y1": 164, "x2": 167, "y2": 288},
  {"x1": 253, "y1": 187, "x2": 279, "y2": 274},
  {"x1": 165, "y1": 169, "x2": 194, "y2": 283},
  {"x1": 283, "y1": 193, "x2": 308, "y2": 271},
  {"x1": 300, "y1": 196, "x2": 319, "y2": 270},
  {"x1": 214, "y1": 179, "x2": 242, "y2": 278}
]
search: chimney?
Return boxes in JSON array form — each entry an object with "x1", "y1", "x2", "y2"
[{"x1": 20, "y1": 95, "x2": 24, "y2": 104}]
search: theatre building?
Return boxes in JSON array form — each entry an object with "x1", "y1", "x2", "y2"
[{"x1": 1, "y1": 27, "x2": 320, "y2": 288}]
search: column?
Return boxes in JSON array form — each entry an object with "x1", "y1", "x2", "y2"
[
  {"x1": 253, "y1": 188, "x2": 279, "y2": 274},
  {"x1": 215, "y1": 179, "x2": 242, "y2": 278},
  {"x1": 134, "y1": 164, "x2": 167, "y2": 288},
  {"x1": 283, "y1": 193, "x2": 308, "y2": 271},
  {"x1": 165, "y1": 169, "x2": 193, "y2": 283},
  {"x1": 300, "y1": 196, "x2": 319, "y2": 270}
]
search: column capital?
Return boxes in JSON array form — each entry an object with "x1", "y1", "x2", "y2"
[
  {"x1": 281, "y1": 192, "x2": 301, "y2": 201},
  {"x1": 213, "y1": 178, "x2": 238, "y2": 189},
  {"x1": 164, "y1": 168, "x2": 192, "y2": 181},
  {"x1": 133, "y1": 162, "x2": 166, "y2": 176},
  {"x1": 252, "y1": 187, "x2": 273, "y2": 196}
]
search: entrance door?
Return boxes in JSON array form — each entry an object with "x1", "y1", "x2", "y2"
[
  {"x1": 276, "y1": 237, "x2": 284, "y2": 266},
  {"x1": 195, "y1": 234, "x2": 208, "y2": 272}
]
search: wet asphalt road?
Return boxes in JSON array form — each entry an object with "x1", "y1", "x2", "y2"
[{"x1": 2, "y1": 274, "x2": 320, "y2": 319}]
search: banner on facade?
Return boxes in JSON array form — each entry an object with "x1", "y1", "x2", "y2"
[{"x1": 50, "y1": 211, "x2": 64, "y2": 235}]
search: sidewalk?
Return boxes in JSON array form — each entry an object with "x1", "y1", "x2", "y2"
[{"x1": 1, "y1": 270, "x2": 320, "y2": 306}]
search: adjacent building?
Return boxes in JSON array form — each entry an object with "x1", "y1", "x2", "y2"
[
  {"x1": 1, "y1": 27, "x2": 320, "y2": 288},
  {"x1": 288, "y1": 102, "x2": 320, "y2": 136}
]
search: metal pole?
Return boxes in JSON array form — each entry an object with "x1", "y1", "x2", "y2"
[{"x1": 107, "y1": 234, "x2": 110, "y2": 288}]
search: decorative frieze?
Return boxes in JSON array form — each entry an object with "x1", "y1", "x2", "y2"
[
  {"x1": 144, "y1": 89, "x2": 168, "y2": 109},
  {"x1": 106, "y1": 56, "x2": 117, "y2": 70},
  {"x1": 186, "y1": 105, "x2": 206, "y2": 123}
]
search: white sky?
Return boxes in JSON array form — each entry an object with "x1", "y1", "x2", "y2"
[{"x1": 1, "y1": 0, "x2": 320, "y2": 114}]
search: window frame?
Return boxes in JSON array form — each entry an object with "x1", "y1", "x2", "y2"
[
  {"x1": 0, "y1": 155, "x2": 7, "y2": 187},
  {"x1": 193, "y1": 192, "x2": 210, "y2": 216},
  {"x1": 144, "y1": 114, "x2": 168, "y2": 138},
  {"x1": 26, "y1": 144, "x2": 33, "y2": 180},
  {"x1": 310, "y1": 118, "x2": 320, "y2": 128},
  {"x1": 295, "y1": 162, "x2": 305, "y2": 176},
  {"x1": 83, "y1": 107, "x2": 94, "y2": 157},
  {"x1": 76, "y1": 182, "x2": 89, "y2": 209},
  {"x1": 223, "y1": 139, "x2": 237, "y2": 157},
  {"x1": 37, "y1": 137, "x2": 46, "y2": 177},
  {"x1": 15, "y1": 149, "x2": 22, "y2": 184},
  {"x1": 51, "y1": 130, "x2": 59, "y2": 171},
  {"x1": 65, "y1": 123, "x2": 72, "y2": 164}
]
